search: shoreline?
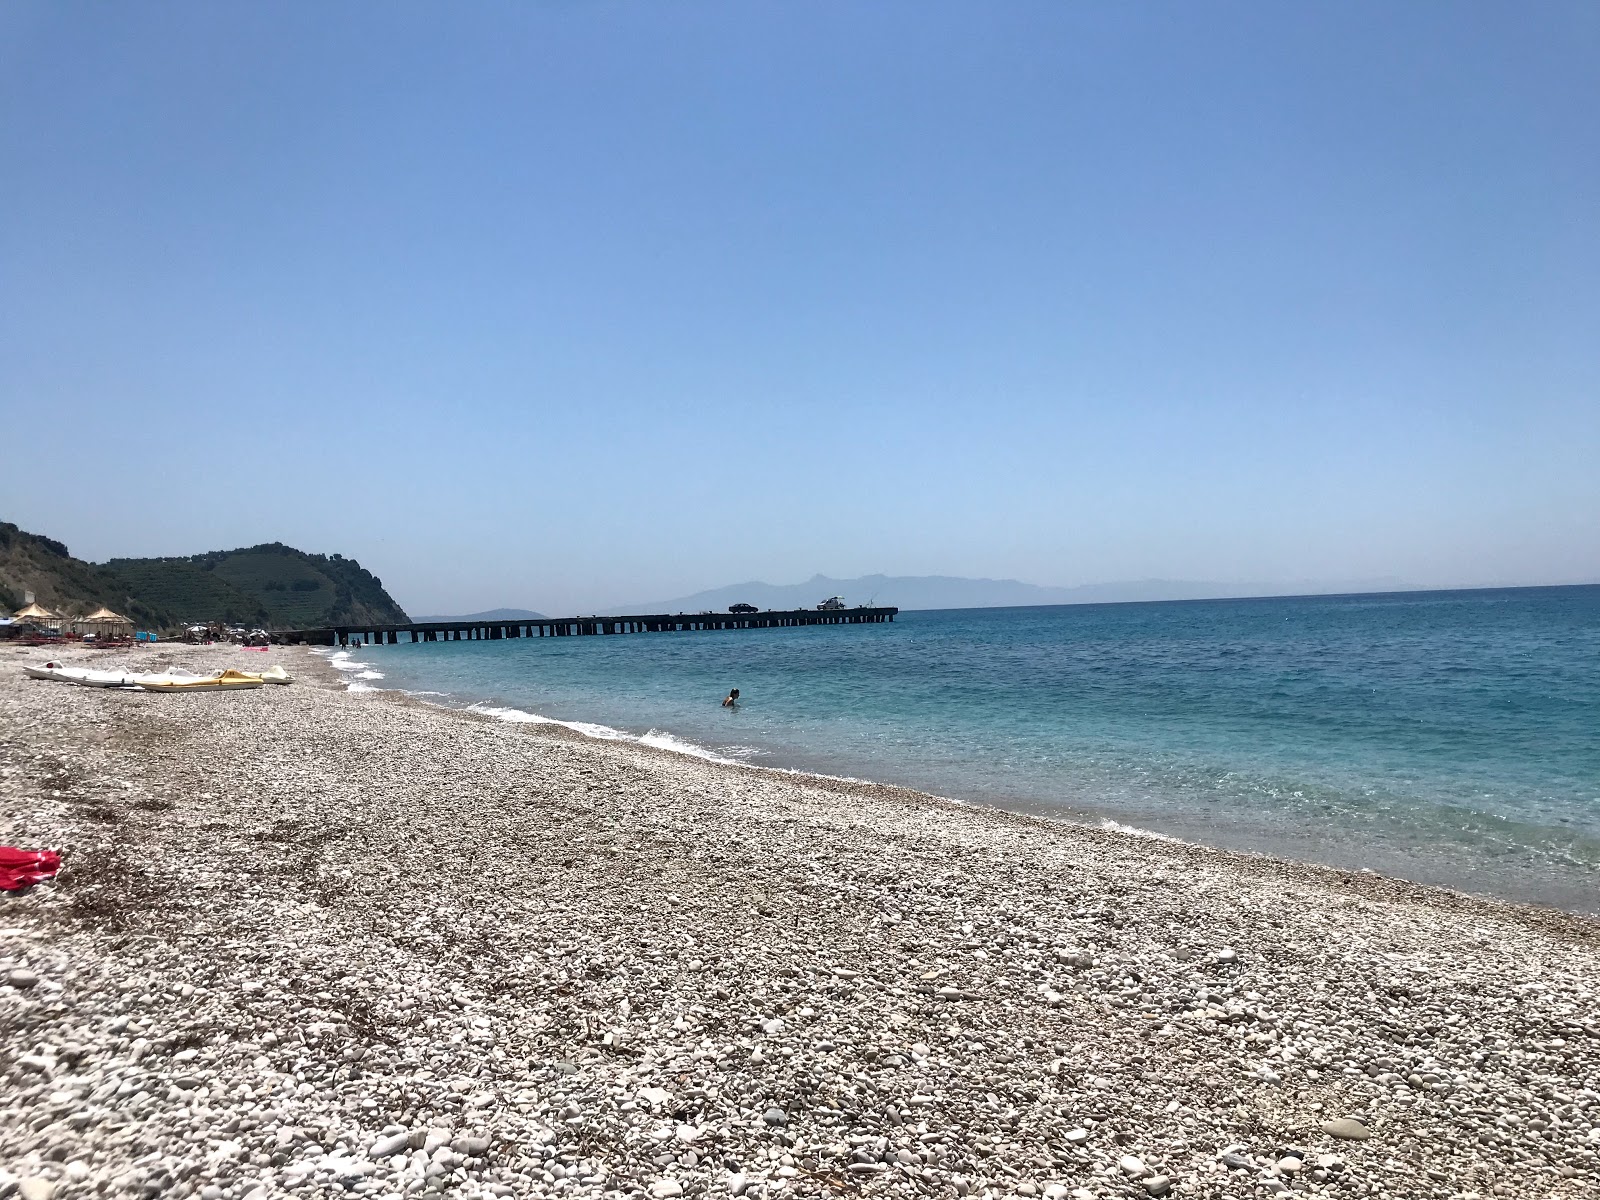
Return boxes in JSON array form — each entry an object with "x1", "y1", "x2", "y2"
[
  {"x1": 1, "y1": 641, "x2": 1597, "y2": 1200},
  {"x1": 316, "y1": 646, "x2": 1600, "y2": 925}
]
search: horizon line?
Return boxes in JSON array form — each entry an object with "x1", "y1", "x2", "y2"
[{"x1": 413, "y1": 579, "x2": 1600, "y2": 621}]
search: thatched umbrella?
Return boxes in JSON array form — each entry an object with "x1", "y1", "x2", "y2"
[{"x1": 77, "y1": 606, "x2": 134, "y2": 641}]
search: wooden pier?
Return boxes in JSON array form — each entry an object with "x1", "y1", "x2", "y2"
[{"x1": 271, "y1": 606, "x2": 899, "y2": 647}]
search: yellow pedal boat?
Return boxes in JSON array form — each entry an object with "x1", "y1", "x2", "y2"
[{"x1": 136, "y1": 668, "x2": 265, "y2": 692}]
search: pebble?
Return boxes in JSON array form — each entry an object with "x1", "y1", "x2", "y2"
[
  {"x1": 1143, "y1": 1176, "x2": 1172, "y2": 1197},
  {"x1": 5, "y1": 967, "x2": 39, "y2": 989},
  {"x1": 18, "y1": 1180, "x2": 55, "y2": 1200},
  {"x1": 651, "y1": 1182, "x2": 683, "y2": 1198},
  {"x1": 1322, "y1": 1117, "x2": 1373, "y2": 1141},
  {"x1": 369, "y1": 1132, "x2": 411, "y2": 1158},
  {"x1": 1119, "y1": 1155, "x2": 1149, "y2": 1177}
]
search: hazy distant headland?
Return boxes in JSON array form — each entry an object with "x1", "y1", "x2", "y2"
[
  {"x1": 618, "y1": 572, "x2": 1420, "y2": 614},
  {"x1": 413, "y1": 607, "x2": 547, "y2": 623}
]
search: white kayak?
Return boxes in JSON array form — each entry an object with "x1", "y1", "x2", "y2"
[
  {"x1": 78, "y1": 670, "x2": 145, "y2": 688},
  {"x1": 23, "y1": 663, "x2": 141, "y2": 688},
  {"x1": 27, "y1": 662, "x2": 272, "y2": 691}
]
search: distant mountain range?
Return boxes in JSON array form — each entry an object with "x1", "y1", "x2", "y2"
[
  {"x1": 414, "y1": 607, "x2": 547, "y2": 623},
  {"x1": 620, "y1": 572, "x2": 1420, "y2": 613}
]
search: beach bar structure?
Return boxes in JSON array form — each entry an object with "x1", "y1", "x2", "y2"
[
  {"x1": 272, "y1": 606, "x2": 900, "y2": 647},
  {"x1": 72, "y1": 607, "x2": 135, "y2": 641}
]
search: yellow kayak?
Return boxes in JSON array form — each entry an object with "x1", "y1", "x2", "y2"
[{"x1": 137, "y1": 668, "x2": 265, "y2": 692}]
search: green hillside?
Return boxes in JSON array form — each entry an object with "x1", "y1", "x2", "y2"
[
  {"x1": 209, "y1": 547, "x2": 344, "y2": 626},
  {"x1": 2, "y1": 519, "x2": 410, "y2": 631},
  {"x1": 104, "y1": 543, "x2": 411, "y2": 629},
  {"x1": 97, "y1": 558, "x2": 267, "y2": 627},
  {"x1": 0, "y1": 522, "x2": 170, "y2": 627}
]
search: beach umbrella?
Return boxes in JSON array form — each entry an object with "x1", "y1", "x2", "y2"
[
  {"x1": 77, "y1": 607, "x2": 134, "y2": 639},
  {"x1": 12, "y1": 602, "x2": 55, "y2": 621}
]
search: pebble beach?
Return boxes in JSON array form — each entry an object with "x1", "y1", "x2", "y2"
[{"x1": 2, "y1": 643, "x2": 1597, "y2": 1200}]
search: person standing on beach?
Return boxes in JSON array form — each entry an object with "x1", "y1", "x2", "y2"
[{"x1": 722, "y1": 688, "x2": 740, "y2": 708}]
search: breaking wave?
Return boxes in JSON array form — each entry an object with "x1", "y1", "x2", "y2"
[
  {"x1": 465, "y1": 703, "x2": 750, "y2": 765},
  {"x1": 324, "y1": 650, "x2": 384, "y2": 685}
]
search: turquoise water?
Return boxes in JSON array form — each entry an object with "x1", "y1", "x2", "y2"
[{"x1": 333, "y1": 587, "x2": 1600, "y2": 914}]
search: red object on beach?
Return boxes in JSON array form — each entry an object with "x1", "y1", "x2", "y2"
[{"x1": 0, "y1": 846, "x2": 62, "y2": 891}]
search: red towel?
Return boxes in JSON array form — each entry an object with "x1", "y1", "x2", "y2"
[{"x1": 0, "y1": 847, "x2": 62, "y2": 891}]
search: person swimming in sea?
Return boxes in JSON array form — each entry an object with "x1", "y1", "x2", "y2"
[{"x1": 722, "y1": 688, "x2": 740, "y2": 708}]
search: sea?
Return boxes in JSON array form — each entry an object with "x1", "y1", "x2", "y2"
[{"x1": 323, "y1": 586, "x2": 1600, "y2": 915}]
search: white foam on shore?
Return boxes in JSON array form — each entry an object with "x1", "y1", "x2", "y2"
[
  {"x1": 1098, "y1": 817, "x2": 1189, "y2": 844},
  {"x1": 467, "y1": 704, "x2": 628, "y2": 743},
  {"x1": 639, "y1": 729, "x2": 747, "y2": 766},
  {"x1": 769, "y1": 765, "x2": 877, "y2": 785},
  {"x1": 322, "y1": 650, "x2": 384, "y2": 686},
  {"x1": 358, "y1": 683, "x2": 944, "y2": 796},
  {"x1": 469, "y1": 697, "x2": 878, "y2": 782},
  {"x1": 466, "y1": 703, "x2": 753, "y2": 766}
]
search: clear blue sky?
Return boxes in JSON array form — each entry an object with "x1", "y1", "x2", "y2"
[{"x1": 3, "y1": 2, "x2": 1596, "y2": 614}]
